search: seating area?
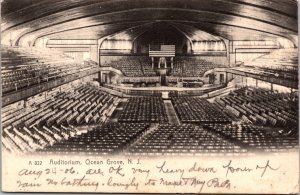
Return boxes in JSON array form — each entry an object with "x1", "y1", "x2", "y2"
[
  {"x1": 1, "y1": 84, "x2": 119, "y2": 153},
  {"x1": 245, "y1": 49, "x2": 298, "y2": 73},
  {"x1": 215, "y1": 87, "x2": 298, "y2": 130},
  {"x1": 140, "y1": 56, "x2": 157, "y2": 76},
  {"x1": 118, "y1": 97, "x2": 168, "y2": 123},
  {"x1": 127, "y1": 124, "x2": 246, "y2": 155},
  {"x1": 1, "y1": 46, "x2": 98, "y2": 94},
  {"x1": 242, "y1": 49, "x2": 298, "y2": 80},
  {"x1": 1, "y1": 81, "x2": 298, "y2": 155},
  {"x1": 39, "y1": 123, "x2": 150, "y2": 155},
  {"x1": 203, "y1": 123, "x2": 298, "y2": 152},
  {"x1": 106, "y1": 56, "x2": 225, "y2": 78},
  {"x1": 171, "y1": 97, "x2": 231, "y2": 123},
  {"x1": 171, "y1": 57, "x2": 225, "y2": 77},
  {"x1": 107, "y1": 56, "x2": 155, "y2": 77}
]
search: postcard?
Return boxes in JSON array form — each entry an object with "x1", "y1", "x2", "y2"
[{"x1": 1, "y1": 0, "x2": 299, "y2": 193}]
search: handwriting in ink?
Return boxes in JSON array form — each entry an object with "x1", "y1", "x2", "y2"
[
  {"x1": 131, "y1": 167, "x2": 150, "y2": 178},
  {"x1": 61, "y1": 175, "x2": 99, "y2": 191},
  {"x1": 107, "y1": 176, "x2": 139, "y2": 190},
  {"x1": 188, "y1": 162, "x2": 217, "y2": 173},
  {"x1": 17, "y1": 180, "x2": 41, "y2": 188},
  {"x1": 182, "y1": 177, "x2": 206, "y2": 192},
  {"x1": 145, "y1": 179, "x2": 157, "y2": 186},
  {"x1": 109, "y1": 165, "x2": 125, "y2": 177},
  {"x1": 207, "y1": 178, "x2": 231, "y2": 189},
  {"x1": 18, "y1": 169, "x2": 43, "y2": 179},
  {"x1": 86, "y1": 168, "x2": 104, "y2": 176},
  {"x1": 156, "y1": 161, "x2": 185, "y2": 178},
  {"x1": 256, "y1": 160, "x2": 279, "y2": 177},
  {"x1": 223, "y1": 160, "x2": 252, "y2": 177}
]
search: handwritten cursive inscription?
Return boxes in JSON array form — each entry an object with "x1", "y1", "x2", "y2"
[
  {"x1": 156, "y1": 161, "x2": 185, "y2": 178},
  {"x1": 107, "y1": 176, "x2": 139, "y2": 190},
  {"x1": 61, "y1": 176, "x2": 99, "y2": 191},
  {"x1": 18, "y1": 169, "x2": 43, "y2": 179},
  {"x1": 223, "y1": 160, "x2": 253, "y2": 177},
  {"x1": 188, "y1": 162, "x2": 217, "y2": 173},
  {"x1": 256, "y1": 160, "x2": 280, "y2": 177},
  {"x1": 12, "y1": 158, "x2": 284, "y2": 193},
  {"x1": 17, "y1": 180, "x2": 41, "y2": 188}
]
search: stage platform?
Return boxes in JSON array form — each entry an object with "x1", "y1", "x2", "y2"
[
  {"x1": 101, "y1": 83, "x2": 233, "y2": 98},
  {"x1": 104, "y1": 84, "x2": 224, "y2": 91}
]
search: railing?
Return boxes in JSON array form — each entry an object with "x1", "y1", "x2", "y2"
[
  {"x1": 2, "y1": 67, "x2": 100, "y2": 107},
  {"x1": 167, "y1": 76, "x2": 205, "y2": 82},
  {"x1": 99, "y1": 66, "x2": 123, "y2": 75},
  {"x1": 98, "y1": 86, "x2": 125, "y2": 97},
  {"x1": 103, "y1": 84, "x2": 227, "y2": 97},
  {"x1": 228, "y1": 68, "x2": 298, "y2": 89},
  {"x1": 121, "y1": 77, "x2": 160, "y2": 83},
  {"x1": 201, "y1": 86, "x2": 234, "y2": 98}
]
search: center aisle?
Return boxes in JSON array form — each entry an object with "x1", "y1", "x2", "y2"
[
  {"x1": 108, "y1": 98, "x2": 128, "y2": 122},
  {"x1": 163, "y1": 100, "x2": 181, "y2": 125}
]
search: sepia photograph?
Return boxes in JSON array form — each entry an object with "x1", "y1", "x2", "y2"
[{"x1": 1, "y1": 0, "x2": 299, "y2": 193}]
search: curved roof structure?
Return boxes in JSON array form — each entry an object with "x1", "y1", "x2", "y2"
[{"x1": 1, "y1": 0, "x2": 298, "y2": 46}]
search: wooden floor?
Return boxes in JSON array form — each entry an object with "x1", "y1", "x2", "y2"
[
  {"x1": 107, "y1": 98, "x2": 128, "y2": 122},
  {"x1": 164, "y1": 100, "x2": 181, "y2": 125}
]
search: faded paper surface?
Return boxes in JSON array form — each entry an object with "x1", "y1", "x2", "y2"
[{"x1": 2, "y1": 152, "x2": 299, "y2": 193}]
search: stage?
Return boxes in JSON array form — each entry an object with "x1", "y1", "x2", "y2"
[{"x1": 104, "y1": 83, "x2": 224, "y2": 92}]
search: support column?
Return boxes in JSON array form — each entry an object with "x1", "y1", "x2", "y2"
[
  {"x1": 98, "y1": 72, "x2": 102, "y2": 86},
  {"x1": 290, "y1": 88, "x2": 294, "y2": 99},
  {"x1": 271, "y1": 83, "x2": 273, "y2": 92},
  {"x1": 24, "y1": 99, "x2": 27, "y2": 108},
  {"x1": 151, "y1": 57, "x2": 154, "y2": 69},
  {"x1": 256, "y1": 79, "x2": 258, "y2": 87},
  {"x1": 225, "y1": 72, "x2": 228, "y2": 83},
  {"x1": 171, "y1": 57, "x2": 173, "y2": 69},
  {"x1": 241, "y1": 76, "x2": 244, "y2": 86},
  {"x1": 109, "y1": 73, "x2": 112, "y2": 84}
]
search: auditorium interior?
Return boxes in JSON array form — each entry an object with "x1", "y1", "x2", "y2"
[{"x1": 1, "y1": 0, "x2": 299, "y2": 156}]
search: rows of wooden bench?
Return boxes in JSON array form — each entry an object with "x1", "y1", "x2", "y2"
[
  {"x1": 2, "y1": 84, "x2": 119, "y2": 153},
  {"x1": 215, "y1": 87, "x2": 298, "y2": 128},
  {"x1": 126, "y1": 124, "x2": 247, "y2": 156},
  {"x1": 203, "y1": 123, "x2": 298, "y2": 152},
  {"x1": 171, "y1": 57, "x2": 225, "y2": 77},
  {"x1": 38, "y1": 123, "x2": 150, "y2": 155},
  {"x1": 118, "y1": 97, "x2": 168, "y2": 123},
  {"x1": 1, "y1": 47, "x2": 98, "y2": 93},
  {"x1": 171, "y1": 97, "x2": 231, "y2": 123}
]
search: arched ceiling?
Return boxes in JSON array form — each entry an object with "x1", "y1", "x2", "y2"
[
  {"x1": 106, "y1": 22, "x2": 156, "y2": 41},
  {"x1": 170, "y1": 22, "x2": 223, "y2": 41},
  {"x1": 1, "y1": 0, "x2": 298, "y2": 46}
]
